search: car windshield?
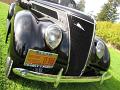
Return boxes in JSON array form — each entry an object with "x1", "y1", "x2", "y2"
[{"x1": 43, "y1": 0, "x2": 77, "y2": 9}]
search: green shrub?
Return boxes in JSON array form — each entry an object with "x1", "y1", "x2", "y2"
[{"x1": 96, "y1": 21, "x2": 120, "y2": 50}]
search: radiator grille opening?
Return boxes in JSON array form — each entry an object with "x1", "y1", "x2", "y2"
[{"x1": 66, "y1": 15, "x2": 94, "y2": 76}]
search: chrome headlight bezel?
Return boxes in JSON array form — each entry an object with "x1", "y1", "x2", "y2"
[
  {"x1": 45, "y1": 24, "x2": 62, "y2": 50},
  {"x1": 96, "y1": 40, "x2": 105, "y2": 59}
]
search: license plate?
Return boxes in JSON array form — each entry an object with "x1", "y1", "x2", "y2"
[{"x1": 24, "y1": 49, "x2": 58, "y2": 68}]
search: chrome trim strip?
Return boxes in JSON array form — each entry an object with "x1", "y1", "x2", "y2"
[{"x1": 64, "y1": 14, "x2": 71, "y2": 74}]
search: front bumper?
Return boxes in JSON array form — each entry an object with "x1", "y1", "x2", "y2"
[{"x1": 13, "y1": 68, "x2": 112, "y2": 87}]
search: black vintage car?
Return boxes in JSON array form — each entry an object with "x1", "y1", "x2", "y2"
[{"x1": 6, "y1": 0, "x2": 111, "y2": 87}]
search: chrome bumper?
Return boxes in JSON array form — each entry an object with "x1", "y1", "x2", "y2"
[{"x1": 13, "y1": 68, "x2": 112, "y2": 87}]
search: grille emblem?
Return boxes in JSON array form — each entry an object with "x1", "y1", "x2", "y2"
[{"x1": 74, "y1": 22, "x2": 85, "y2": 31}]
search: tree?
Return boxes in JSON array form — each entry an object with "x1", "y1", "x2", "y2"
[
  {"x1": 76, "y1": 0, "x2": 85, "y2": 12},
  {"x1": 97, "y1": 0, "x2": 119, "y2": 22},
  {"x1": 115, "y1": 0, "x2": 120, "y2": 5}
]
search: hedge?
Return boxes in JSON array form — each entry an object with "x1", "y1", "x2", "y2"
[{"x1": 96, "y1": 21, "x2": 120, "y2": 50}]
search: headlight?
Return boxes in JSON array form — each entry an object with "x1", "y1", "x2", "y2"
[
  {"x1": 96, "y1": 41, "x2": 105, "y2": 59},
  {"x1": 45, "y1": 24, "x2": 62, "y2": 50}
]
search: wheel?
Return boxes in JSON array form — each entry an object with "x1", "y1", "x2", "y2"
[{"x1": 5, "y1": 57, "x2": 14, "y2": 79}]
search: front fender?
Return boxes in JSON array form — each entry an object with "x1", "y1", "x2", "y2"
[
  {"x1": 6, "y1": 3, "x2": 15, "y2": 43},
  {"x1": 88, "y1": 36, "x2": 110, "y2": 71},
  {"x1": 14, "y1": 10, "x2": 50, "y2": 57}
]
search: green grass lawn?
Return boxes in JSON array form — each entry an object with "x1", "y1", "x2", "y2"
[{"x1": 0, "y1": 2, "x2": 120, "y2": 90}]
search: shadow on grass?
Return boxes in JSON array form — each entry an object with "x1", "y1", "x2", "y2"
[{"x1": 10, "y1": 75, "x2": 120, "y2": 90}]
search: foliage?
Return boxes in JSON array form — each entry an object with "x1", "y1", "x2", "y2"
[
  {"x1": 0, "y1": 2, "x2": 120, "y2": 90},
  {"x1": 96, "y1": 21, "x2": 120, "y2": 50},
  {"x1": 97, "y1": 0, "x2": 119, "y2": 22},
  {"x1": 114, "y1": 0, "x2": 120, "y2": 6},
  {"x1": 76, "y1": 0, "x2": 85, "y2": 11}
]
